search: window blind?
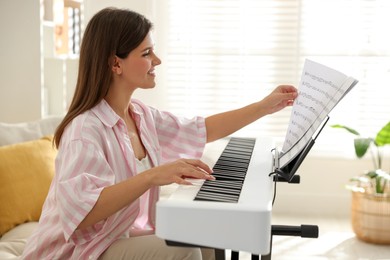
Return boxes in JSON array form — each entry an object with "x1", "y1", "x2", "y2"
[{"x1": 153, "y1": 0, "x2": 390, "y2": 158}]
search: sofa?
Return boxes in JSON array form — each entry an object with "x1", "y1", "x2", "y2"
[
  {"x1": 0, "y1": 116, "x2": 183, "y2": 259},
  {"x1": 0, "y1": 116, "x2": 63, "y2": 259}
]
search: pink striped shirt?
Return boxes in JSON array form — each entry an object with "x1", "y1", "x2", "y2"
[{"x1": 22, "y1": 99, "x2": 206, "y2": 260}]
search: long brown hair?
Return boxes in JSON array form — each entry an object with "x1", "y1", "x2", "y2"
[{"x1": 54, "y1": 8, "x2": 152, "y2": 147}]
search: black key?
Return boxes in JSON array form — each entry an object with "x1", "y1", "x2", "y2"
[{"x1": 194, "y1": 137, "x2": 256, "y2": 203}]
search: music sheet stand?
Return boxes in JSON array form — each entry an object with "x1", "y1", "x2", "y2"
[{"x1": 274, "y1": 116, "x2": 330, "y2": 182}]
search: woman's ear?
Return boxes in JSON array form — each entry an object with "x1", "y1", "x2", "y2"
[{"x1": 111, "y1": 55, "x2": 122, "y2": 75}]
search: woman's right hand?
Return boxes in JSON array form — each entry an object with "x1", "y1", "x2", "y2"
[{"x1": 145, "y1": 159, "x2": 215, "y2": 186}]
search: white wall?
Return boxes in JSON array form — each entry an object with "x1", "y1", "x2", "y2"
[
  {"x1": 83, "y1": 0, "x2": 151, "y2": 21},
  {"x1": 0, "y1": 0, "x2": 42, "y2": 123}
]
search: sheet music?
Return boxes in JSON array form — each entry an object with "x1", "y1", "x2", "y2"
[{"x1": 279, "y1": 59, "x2": 358, "y2": 168}]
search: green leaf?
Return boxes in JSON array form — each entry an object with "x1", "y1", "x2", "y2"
[
  {"x1": 330, "y1": 124, "x2": 360, "y2": 135},
  {"x1": 375, "y1": 121, "x2": 390, "y2": 146},
  {"x1": 354, "y1": 138, "x2": 372, "y2": 158},
  {"x1": 365, "y1": 170, "x2": 378, "y2": 179}
]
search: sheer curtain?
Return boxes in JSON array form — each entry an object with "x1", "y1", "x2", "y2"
[{"x1": 152, "y1": 0, "x2": 390, "y2": 158}]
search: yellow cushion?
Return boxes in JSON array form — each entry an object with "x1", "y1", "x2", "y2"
[{"x1": 0, "y1": 136, "x2": 57, "y2": 236}]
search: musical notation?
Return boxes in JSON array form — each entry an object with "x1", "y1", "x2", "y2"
[{"x1": 279, "y1": 59, "x2": 358, "y2": 168}]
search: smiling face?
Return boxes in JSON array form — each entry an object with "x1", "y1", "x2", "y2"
[{"x1": 117, "y1": 31, "x2": 162, "y2": 90}]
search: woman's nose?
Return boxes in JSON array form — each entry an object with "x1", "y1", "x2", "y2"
[{"x1": 153, "y1": 54, "x2": 162, "y2": 66}]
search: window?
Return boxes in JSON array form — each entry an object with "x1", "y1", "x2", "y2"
[{"x1": 154, "y1": 0, "x2": 390, "y2": 158}]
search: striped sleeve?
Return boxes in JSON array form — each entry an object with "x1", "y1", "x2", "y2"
[
  {"x1": 153, "y1": 109, "x2": 207, "y2": 163},
  {"x1": 55, "y1": 139, "x2": 114, "y2": 243}
]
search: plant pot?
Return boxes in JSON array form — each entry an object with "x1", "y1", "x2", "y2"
[{"x1": 351, "y1": 191, "x2": 390, "y2": 244}]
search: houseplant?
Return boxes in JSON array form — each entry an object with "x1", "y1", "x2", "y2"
[{"x1": 331, "y1": 121, "x2": 390, "y2": 244}]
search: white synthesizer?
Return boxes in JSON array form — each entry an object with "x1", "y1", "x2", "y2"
[{"x1": 156, "y1": 137, "x2": 275, "y2": 255}]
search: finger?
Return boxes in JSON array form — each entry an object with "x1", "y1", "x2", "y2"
[
  {"x1": 182, "y1": 167, "x2": 216, "y2": 181},
  {"x1": 278, "y1": 85, "x2": 297, "y2": 93},
  {"x1": 183, "y1": 159, "x2": 213, "y2": 174},
  {"x1": 174, "y1": 173, "x2": 210, "y2": 185},
  {"x1": 286, "y1": 100, "x2": 295, "y2": 106},
  {"x1": 174, "y1": 176, "x2": 193, "y2": 185},
  {"x1": 280, "y1": 91, "x2": 298, "y2": 101}
]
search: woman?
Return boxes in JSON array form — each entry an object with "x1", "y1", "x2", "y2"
[{"x1": 22, "y1": 7, "x2": 297, "y2": 260}]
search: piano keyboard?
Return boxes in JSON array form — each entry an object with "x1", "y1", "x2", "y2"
[
  {"x1": 156, "y1": 137, "x2": 275, "y2": 255},
  {"x1": 194, "y1": 137, "x2": 256, "y2": 203}
]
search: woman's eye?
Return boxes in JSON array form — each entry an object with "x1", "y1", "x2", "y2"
[{"x1": 142, "y1": 50, "x2": 150, "y2": 56}]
